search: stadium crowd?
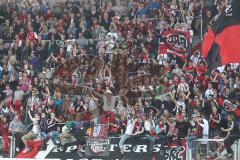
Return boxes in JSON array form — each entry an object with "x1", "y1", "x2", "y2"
[{"x1": 0, "y1": 0, "x2": 239, "y2": 159}]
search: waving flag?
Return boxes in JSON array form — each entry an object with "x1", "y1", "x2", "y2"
[
  {"x1": 202, "y1": 0, "x2": 240, "y2": 70},
  {"x1": 159, "y1": 30, "x2": 190, "y2": 61}
]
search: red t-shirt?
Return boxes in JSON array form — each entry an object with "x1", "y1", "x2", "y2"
[
  {"x1": 27, "y1": 32, "x2": 36, "y2": 42},
  {"x1": 183, "y1": 65, "x2": 194, "y2": 72},
  {"x1": 196, "y1": 64, "x2": 207, "y2": 75}
]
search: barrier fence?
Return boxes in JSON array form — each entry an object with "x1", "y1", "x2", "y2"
[
  {"x1": 186, "y1": 138, "x2": 240, "y2": 160},
  {"x1": 0, "y1": 136, "x2": 16, "y2": 158}
]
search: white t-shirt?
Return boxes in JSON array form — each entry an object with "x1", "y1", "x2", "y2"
[
  {"x1": 144, "y1": 120, "x2": 155, "y2": 132},
  {"x1": 125, "y1": 119, "x2": 135, "y2": 135},
  {"x1": 176, "y1": 101, "x2": 186, "y2": 112},
  {"x1": 199, "y1": 118, "x2": 209, "y2": 138},
  {"x1": 31, "y1": 118, "x2": 40, "y2": 134},
  {"x1": 178, "y1": 82, "x2": 189, "y2": 93}
]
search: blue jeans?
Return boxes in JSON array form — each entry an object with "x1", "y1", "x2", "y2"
[
  {"x1": 119, "y1": 134, "x2": 131, "y2": 152},
  {"x1": 186, "y1": 135, "x2": 198, "y2": 149},
  {"x1": 40, "y1": 132, "x2": 48, "y2": 147},
  {"x1": 186, "y1": 135, "x2": 198, "y2": 157},
  {"x1": 145, "y1": 134, "x2": 155, "y2": 151},
  {"x1": 40, "y1": 131, "x2": 60, "y2": 145},
  {"x1": 40, "y1": 132, "x2": 47, "y2": 140},
  {"x1": 48, "y1": 131, "x2": 60, "y2": 145}
]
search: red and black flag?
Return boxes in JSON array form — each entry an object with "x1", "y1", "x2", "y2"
[
  {"x1": 159, "y1": 29, "x2": 190, "y2": 61},
  {"x1": 202, "y1": 0, "x2": 240, "y2": 70}
]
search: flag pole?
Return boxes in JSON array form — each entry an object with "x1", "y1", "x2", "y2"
[{"x1": 200, "y1": 15, "x2": 203, "y2": 40}]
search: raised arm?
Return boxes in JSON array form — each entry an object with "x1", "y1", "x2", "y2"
[
  {"x1": 197, "y1": 120, "x2": 204, "y2": 128},
  {"x1": 28, "y1": 110, "x2": 35, "y2": 122}
]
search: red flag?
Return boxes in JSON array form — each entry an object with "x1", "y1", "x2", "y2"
[
  {"x1": 159, "y1": 30, "x2": 190, "y2": 61},
  {"x1": 215, "y1": 25, "x2": 240, "y2": 65},
  {"x1": 202, "y1": 28, "x2": 214, "y2": 58},
  {"x1": 162, "y1": 30, "x2": 190, "y2": 54},
  {"x1": 202, "y1": 0, "x2": 240, "y2": 69}
]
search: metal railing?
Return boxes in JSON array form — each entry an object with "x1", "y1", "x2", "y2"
[
  {"x1": 186, "y1": 138, "x2": 240, "y2": 160},
  {"x1": 0, "y1": 123, "x2": 33, "y2": 158},
  {"x1": 0, "y1": 136, "x2": 15, "y2": 158}
]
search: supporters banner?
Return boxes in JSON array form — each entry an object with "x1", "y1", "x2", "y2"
[
  {"x1": 46, "y1": 137, "x2": 186, "y2": 160},
  {"x1": 85, "y1": 137, "x2": 111, "y2": 157},
  {"x1": 202, "y1": 0, "x2": 240, "y2": 70},
  {"x1": 159, "y1": 30, "x2": 190, "y2": 56}
]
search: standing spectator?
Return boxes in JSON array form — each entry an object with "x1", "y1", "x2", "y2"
[
  {"x1": 26, "y1": 89, "x2": 39, "y2": 114},
  {"x1": 222, "y1": 113, "x2": 240, "y2": 158},
  {"x1": 9, "y1": 114, "x2": 25, "y2": 152},
  {"x1": 119, "y1": 114, "x2": 136, "y2": 155},
  {"x1": 21, "y1": 111, "x2": 40, "y2": 153},
  {"x1": 2, "y1": 83, "x2": 13, "y2": 108},
  {"x1": 13, "y1": 85, "x2": 25, "y2": 112},
  {"x1": 47, "y1": 113, "x2": 61, "y2": 147},
  {"x1": 186, "y1": 114, "x2": 203, "y2": 157},
  {"x1": 196, "y1": 113, "x2": 209, "y2": 154},
  {"x1": 163, "y1": 94, "x2": 176, "y2": 114},
  {"x1": 205, "y1": 83, "x2": 214, "y2": 99},
  {"x1": 202, "y1": 94, "x2": 216, "y2": 120},
  {"x1": 144, "y1": 114, "x2": 155, "y2": 152},
  {"x1": 39, "y1": 112, "x2": 48, "y2": 150},
  {"x1": 209, "y1": 106, "x2": 221, "y2": 138}
]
